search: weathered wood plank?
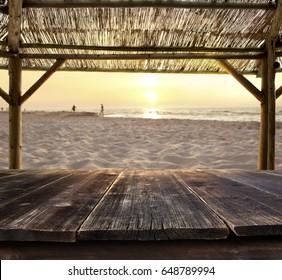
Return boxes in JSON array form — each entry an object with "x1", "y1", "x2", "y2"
[
  {"x1": 208, "y1": 169, "x2": 282, "y2": 197},
  {"x1": 0, "y1": 169, "x2": 122, "y2": 242},
  {"x1": 0, "y1": 169, "x2": 27, "y2": 178},
  {"x1": 262, "y1": 170, "x2": 282, "y2": 176},
  {"x1": 78, "y1": 169, "x2": 229, "y2": 241},
  {"x1": 0, "y1": 170, "x2": 73, "y2": 207},
  {"x1": 175, "y1": 170, "x2": 282, "y2": 237}
]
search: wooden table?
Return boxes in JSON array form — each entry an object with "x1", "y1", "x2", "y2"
[{"x1": 0, "y1": 169, "x2": 281, "y2": 259}]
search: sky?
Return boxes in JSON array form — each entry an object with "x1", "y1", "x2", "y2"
[{"x1": 1, "y1": 69, "x2": 282, "y2": 111}]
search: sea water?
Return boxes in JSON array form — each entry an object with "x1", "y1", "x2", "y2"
[
  {"x1": 22, "y1": 107, "x2": 282, "y2": 122},
  {"x1": 104, "y1": 107, "x2": 282, "y2": 122}
]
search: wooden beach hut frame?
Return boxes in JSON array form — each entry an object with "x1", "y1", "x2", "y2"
[{"x1": 0, "y1": 0, "x2": 282, "y2": 170}]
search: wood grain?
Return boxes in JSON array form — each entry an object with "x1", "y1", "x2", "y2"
[
  {"x1": 0, "y1": 170, "x2": 72, "y2": 207},
  {"x1": 1, "y1": 169, "x2": 282, "y2": 244},
  {"x1": 0, "y1": 169, "x2": 121, "y2": 242},
  {"x1": 175, "y1": 170, "x2": 282, "y2": 236},
  {"x1": 208, "y1": 169, "x2": 282, "y2": 196},
  {"x1": 78, "y1": 169, "x2": 229, "y2": 241}
]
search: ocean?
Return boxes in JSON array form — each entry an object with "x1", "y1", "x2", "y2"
[
  {"x1": 103, "y1": 107, "x2": 282, "y2": 122},
  {"x1": 22, "y1": 107, "x2": 282, "y2": 122}
]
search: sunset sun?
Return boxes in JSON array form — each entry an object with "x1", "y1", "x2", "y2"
[{"x1": 144, "y1": 91, "x2": 157, "y2": 104}]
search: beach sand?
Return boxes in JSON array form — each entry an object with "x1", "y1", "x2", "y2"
[{"x1": 0, "y1": 111, "x2": 281, "y2": 170}]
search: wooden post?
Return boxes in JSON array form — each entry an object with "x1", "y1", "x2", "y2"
[
  {"x1": 8, "y1": 0, "x2": 23, "y2": 169},
  {"x1": 266, "y1": 40, "x2": 276, "y2": 170},
  {"x1": 258, "y1": 58, "x2": 268, "y2": 170},
  {"x1": 258, "y1": 0, "x2": 282, "y2": 170},
  {"x1": 8, "y1": 57, "x2": 22, "y2": 169}
]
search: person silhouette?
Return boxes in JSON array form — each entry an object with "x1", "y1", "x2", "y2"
[{"x1": 100, "y1": 104, "x2": 104, "y2": 116}]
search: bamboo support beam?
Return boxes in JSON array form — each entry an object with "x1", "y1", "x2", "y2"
[
  {"x1": 266, "y1": 40, "x2": 276, "y2": 170},
  {"x1": 8, "y1": 0, "x2": 22, "y2": 169},
  {"x1": 0, "y1": 40, "x2": 277, "y2": 55},
  {"x1": 276, "y1": 85, "x2": 282, "y2": 99},
  {"x1": 216, "y1": 59, "x2": 264, "y2": 102},
  {"x1": 21, "y1": 59, "x2": 66, "y2": 104},
  {"x1": 18, "y1": 43, "x2": 265, "y2": 54},
  {"x1": 21, "y1": 0, "x2": 276, "y2": 10},
  {"x1": 17, "y1": 52, "x2": 264, "y2": 60},
  {"x1": 0, "y1": 87, "x2": 11, "y2": 104},
  {"x1": 0, "y1": 65, "x2": 264, "y2": 75}
]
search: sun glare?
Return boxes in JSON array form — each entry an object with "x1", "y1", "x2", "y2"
[{"x1": 144, "y1": 91, "x2": 157, "y2": 104}]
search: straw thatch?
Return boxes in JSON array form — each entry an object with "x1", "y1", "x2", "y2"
[{"x1": 0, "y1": 0, "x2": 282, "y2": 74}]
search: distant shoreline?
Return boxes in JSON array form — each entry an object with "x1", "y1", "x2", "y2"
[
  {"x1": 0, "y1": 110, "x2": 100, "y2": 117},
  {"x1": 1, "y1": 109, "x2": 282, "y2": 123}
]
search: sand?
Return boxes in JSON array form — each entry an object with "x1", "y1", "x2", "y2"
[{"x1": 0, "y1": 111, "x2": 282, "y2": 170}]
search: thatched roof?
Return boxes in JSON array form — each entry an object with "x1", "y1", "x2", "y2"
[{"x1": 0, "y1": 0, "x2": 282, "y2": 74}]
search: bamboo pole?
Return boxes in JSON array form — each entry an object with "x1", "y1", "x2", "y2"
[
  {"x1": 8, "y1": 57, "x2": 22, "y2": 169},
  {"x1": 1, "y1": 41, "x2": 278, "y2": 55},
  {"x1": 276, "y1": 85, "x2": 282, "y2": 99},
  {"x1": 18, "y1": 52, "x2": 264, "y2": 60},
  {"x1": 21, "y1": 59, "x2": 66, "y2": 104},
  {"x1": 8, "y1": 0, "x2": 22, "y2": 169},
  {"x1": 0, "y1": 65, "x2": 264, "y2": 75},
  {"x1": 21, "y1": 0, "x2": 276, "y2": 10},
  {"x1": 216, "y1": 59, "x2": 264, "y2": 102},
  {"x1": 266, "y1": 40, "x2": 276, "y2": 170},
  {"x1": 0, "y1": 87, "x2": 11, "y2": 104},
  {"x1": 258, "y1": 58, "x2": 268, "y2": 170},
  {"x1": 18, "y1": 43, "x2": 264, "y2": 54},
  {"x1": 260, "y1": 0, "x2": 282, "y2": 170}
]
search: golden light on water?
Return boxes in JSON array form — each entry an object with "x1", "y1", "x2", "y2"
[{"x1": 143, "y1": 108, "x2": 160, "y2": 119}]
